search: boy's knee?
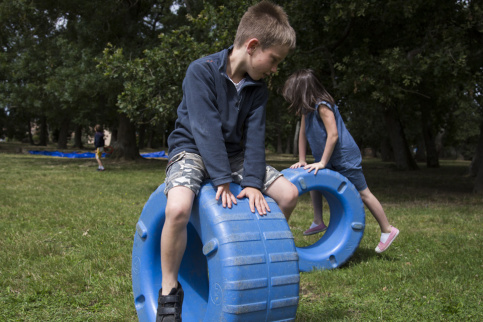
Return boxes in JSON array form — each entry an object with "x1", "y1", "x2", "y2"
[
  {"x1": 165, "y1": 203, "x2": 191, "y2": 228},
  {"x1": 279, "y1": 183, "x2": 299, "y2": 209},
  {"x1": 288, "y1": 183, "x2": 299, "y2": 205}
]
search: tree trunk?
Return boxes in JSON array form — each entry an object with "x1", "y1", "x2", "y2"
[
  {"x1": 414, "y1": 136, "x2": 426, "y2": 162},
  {"x1": 146, "y1": 128, "x2": 156, "y2": 149},
  {"x1": 111, "y1": 128, "x2": 118, "y2": 143},
  {"x1": 421, "y1": 108, "x2": 439, "y2": 168},
  {"x1": 380, "y1": 136, "x2": 394, "y2": 162},
  {"x1": 470, "y1": 120, "x2": 483, "y2": 178},
  {"x1": 147, "y1": 129, "x2": 154, "y2": 149},
  {"x1": 27, "y1": 119, "x2": 34, "y2": 145},
  {"x1": 138, "y1": 123, "x2": 146, "y2": 149},
  {"x1": 110, "y1": 113, "x2": 140, "y2": 160},
  {"x1": 39, "y1": 115, "x2": 48, "y2": 146},
  {"x1": 276, "y1": 132, "x2": 283, "y2": 154},
  {"x1": 73, "y1": 125, "x2": 84, "y2": 149},
  {"x1": 383, "y1": 107, "x2": 418, "y2": 170},
  {"x1": 57, "y1": 117, "x2": 70, "y2": 149},
  {"x1": 284, "y1": 136, "x2": 291, "y2": 154},
  {"x1": 293, "y1": 120, "x2": 300, "y2": 157},
  {"x1": 474, "y1": 129, "x2": 483, "y2": 192}
]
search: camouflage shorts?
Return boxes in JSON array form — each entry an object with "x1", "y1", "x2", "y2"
[{"x1": 164, "y1": 151, "x2": 282, "y2": 195}]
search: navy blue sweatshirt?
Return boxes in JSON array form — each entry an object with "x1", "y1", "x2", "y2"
[
  {"x1": 94, "y1": 132, "x2": 104, "y2": 148},
  {"x1": 167, "y1": 47, "x2": 268, "y2": 189}
]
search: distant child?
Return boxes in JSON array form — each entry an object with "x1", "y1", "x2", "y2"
[
  {"x1": 157, "y1": 1, "x2": 298, "y2": 321},
  {"x1": 282, "y1": 69, "x2": 399, "y2": 253},
  {"x1": 94, "y1": 124, "x2": 105, "y2": 171}
]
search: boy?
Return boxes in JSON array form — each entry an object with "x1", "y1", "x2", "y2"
[
  {"x1": 157, "y1": 1, "x2": 298, "y2": 321},
  {"x1": 94, "y1": 124, "x2": 105, "y2": 171}
]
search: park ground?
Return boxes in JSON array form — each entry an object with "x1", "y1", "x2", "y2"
[{"x1": 0, "y1": 143, "x2": 482, "y2": 321}]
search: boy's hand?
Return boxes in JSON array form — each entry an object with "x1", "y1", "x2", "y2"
[
  {"x1": 290, "y1": 161, "x2": 307, "y2": 169},
  {"x1": 237, "y1": 187, "x2": 270, "y2": 216},
  {"x1": 304, "y1": 162, "x2": 326, "y2": 175},
  {"x1": 216, "y1": 183, "x2": 238, "y2": 208}
]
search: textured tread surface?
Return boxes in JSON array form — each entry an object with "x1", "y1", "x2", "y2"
[{"x1": 132, "y1": 181, "x2": 299, "y2": 321}]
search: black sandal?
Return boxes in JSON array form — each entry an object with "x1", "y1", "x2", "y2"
[{"x1": 156, "y1": 282, "x2": 184, "y2": 322}]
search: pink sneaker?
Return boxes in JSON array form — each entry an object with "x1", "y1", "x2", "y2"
[
  {"x1": 303, "y1": 223, "x2": 328, "y2": 236},
  {"x1": 375, "y1": 226, "x2": 399, "y2": 253}
]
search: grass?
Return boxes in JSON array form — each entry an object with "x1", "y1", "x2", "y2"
[{"x1": 0, "y1": 143, "x2": 482, "y2": 321}]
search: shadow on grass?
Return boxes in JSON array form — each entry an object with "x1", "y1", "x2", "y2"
[
  {"x1": 362, "y1": 160, "x2": 474, "y2": 196},
  {"x1": 269, "y1": 156, "x2": 475, "y2": 197},
  {"x1": 339, "y1": 247, "x2": 401, "y2": 269}
]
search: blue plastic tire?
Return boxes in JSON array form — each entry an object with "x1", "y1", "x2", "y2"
[
  {"x1": 281, "y1": 168, "x2": 365, "y2": 272},
  {"x1": 132, "y1": 181, "x2": 300, "y2": 322}
]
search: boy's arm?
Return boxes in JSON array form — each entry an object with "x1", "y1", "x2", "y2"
[
  {"x1": 237, "y1": 90, "x2": 271, "y2": 215},
  {"x1": 183, "y1": 62, "x2": 232, "y2": 187},
  {"x1": 240, "y1": 90, "x2": 268, "y2": 190}
]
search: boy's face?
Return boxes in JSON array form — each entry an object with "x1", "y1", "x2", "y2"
[{"x1": 247, "y1": 43, "x2": 290, "y2": 81}]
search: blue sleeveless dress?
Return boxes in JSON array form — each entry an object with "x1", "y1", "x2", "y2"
[{"x1": 304, "y1": 101, "x2": 367, "y2": 191}]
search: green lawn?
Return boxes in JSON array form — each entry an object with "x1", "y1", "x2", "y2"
[{"x1": 0, "y1": 148, "x2": 481, "y2": 321}]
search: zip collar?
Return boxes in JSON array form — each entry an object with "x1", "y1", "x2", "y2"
[{"x1": 219, "y1": 45, "x2": 264, "y2": 89}]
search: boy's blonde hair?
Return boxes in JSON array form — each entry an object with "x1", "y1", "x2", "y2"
[{"x1": 234, "y1": 1, "x2": 296, "y2": 51}]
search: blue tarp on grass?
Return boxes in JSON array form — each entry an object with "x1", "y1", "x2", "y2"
[
  {"x1": 29, "y1": 150, "x2": 101, "y2": 158},
  {"x1": 28, "y1": 150, "x2": 167, "y2": 159},
  {"x1": 140, "y1": 151, "x2": 167, "y2": 158}
]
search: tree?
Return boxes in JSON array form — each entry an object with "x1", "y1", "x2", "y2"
[
  {"x1": 50, "y1": 0, "x2": 168, "y2": 158},
  {"x1": 98, "y1": 1, "x2": 256, "y2": 154},
  {"x1": 283, "y1": 0, "x2": 480, "y2": 171},
  {"x1": 1, "y1": 0, "x2": 188, "y2": 157},
  {"x1": 2, "y1": 0, "x2": 481, "y2": 175},
  {"x1": 0, "y1": 0, "x2": 60, "y2": 145}
]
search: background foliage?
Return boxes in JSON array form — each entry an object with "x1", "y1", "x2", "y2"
[{"x1": 1, "y1": 0, "x2": 483, "y2": 189}]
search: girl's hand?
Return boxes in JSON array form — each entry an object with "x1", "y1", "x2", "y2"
[
  {"x1": 304, "y1": 162, "x2": 326, "y2": 175},
  {"x1": 290, "y1": 161, "x2": 307, "y2": 169}
]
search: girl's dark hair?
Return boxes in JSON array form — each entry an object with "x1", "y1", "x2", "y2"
[
  {"x1": 95, "y1": 124, "x2": 103, "y2": 132},
  {"x1": 282, "y1": 69, "x2": 335, "y2": 115}
]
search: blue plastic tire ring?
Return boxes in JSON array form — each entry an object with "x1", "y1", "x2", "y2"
[
  {"x1": 132, "y1": 182, "x2": 300, "y2": 321},
  {"x1": 281, "y1": 167, "x2": 365, "y2": 272}
]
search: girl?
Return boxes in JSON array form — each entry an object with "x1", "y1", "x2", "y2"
[{"x1": 282, "y1": 69, "x2": 399, "y2": 253}]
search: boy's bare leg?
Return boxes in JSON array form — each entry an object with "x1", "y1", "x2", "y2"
[
  {"x1": 264, "y1": 176, "x2": 298, "y2": 221},
  {"x1": 161, "y1": 186, "x2": 195, "y2": 295},
  {"x1": 96, "y1": 157, "x2": 103, "y2": 168},
  {"x1": 310, "y1": 190, "x2": 324, "y2": 225},
  {"x1": 359, "y1": 187, "x2": 391, "y2": 233}
]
